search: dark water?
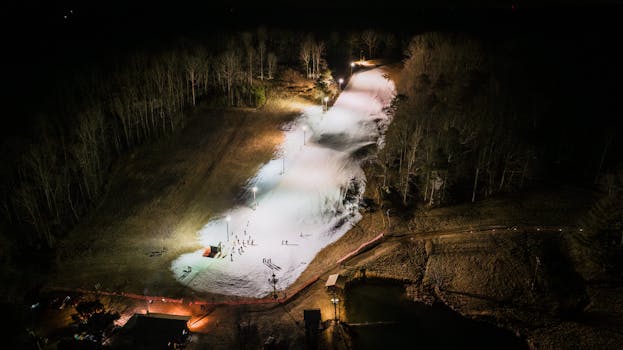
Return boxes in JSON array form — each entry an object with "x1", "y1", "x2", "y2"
[{"x1": 345, "y1": 281, "x2": 528, "y2": 350}]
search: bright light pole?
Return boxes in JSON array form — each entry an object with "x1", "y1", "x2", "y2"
[
  {"x1": 323, "y1": 96, "x2": 329, "y2": 112},
  {"x1": 350, "y1": 62, "x2": 355, "y2": 76},
  {"x1": 225, "y1": 215, "x2": 231, "y2": 241},
  {"x1": 252, "y1": 186, "x2": 258, "y2": 209},
  {"x1": 302, "y1": 125, "x2": 307, "y2": 145},
  {"x1": 331, "y1": 295, "x2": 340, "y2": 322},
  {"x1": 338, "y1": 78, "x2": 344, "y2": 90},
  {"x1": 269, "y1": 273, "x2": 278, "y2": 300},
  {"x1": 145, "y1": 289, "x2": 149, "y2": 314}
]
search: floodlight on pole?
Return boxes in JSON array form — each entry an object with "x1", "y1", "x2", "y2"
[
  {"x1": 338, "y1": 78, "x2": 344, "y2": 90},
  {"x1": 269, "y1": 273, "x2": 278, "y2": 300},
  {"x1": 226, "y1": 215, "x2": 231, "y2": 241},
  {"x1": 350, "y1": 62, "x2": 355, "y2": 75},
  {"x1": 323, "y1": 96, "x2": 329, "y2": 112},
  {"x1": 331, "y1": 296, "x2": 340, "y2": 322},
  {"x1": 252, "y1": 186, "x2": 258, "y2": 209}
]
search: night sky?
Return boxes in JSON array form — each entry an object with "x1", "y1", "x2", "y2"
[
  {"x1": 6, "y1": 1, "x2": 623, "y2": 35},
  {"x1": 2, "y1": 0, "x2": 622, "y2": 139}
]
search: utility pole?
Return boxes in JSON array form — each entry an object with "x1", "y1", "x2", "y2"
[
  {"x1": 331, "y1": 294, "x2": 340, "y2": 323},
  {"x1": 531, "y1": 256, "x2": 541, "y2": 291},
  {"x1": 269, "y1": 273, "x2": 278, "y2": 300},
  {"x1": 226, "y1": 215, "x2": 231, "y2": 241},
  {"x1": 252, "y1": 186, "x2": 258, "y2": 210}
]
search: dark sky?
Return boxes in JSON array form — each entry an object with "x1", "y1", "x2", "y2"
[
  {"x1": 2, "y1": 1, "x2": 622, "y2": 49},
  {"x1": 2, "y1": 0, "x2": 622, "y2": 137},
  {"x1": 2, "y1": 0, "x2": 621, "y2": 62},
  {"x1": 4, "y1": 0, "x2": 622, "y2": 77},
  {"x1": 5, "y1": 1, "x2": 623, "y2": 31},
  {"x1": 3, "y1": 0, "x2": 620, "y2": 69}
]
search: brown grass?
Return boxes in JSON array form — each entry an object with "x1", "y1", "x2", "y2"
[{"x1": 51, "y1": 95, "x2": 312, "y2": 298}]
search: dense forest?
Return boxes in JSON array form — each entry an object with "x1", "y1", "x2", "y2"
[
  {"x1": 378, "y1": 31, "x2": 622, "y2": 206},
  {"x1": 375, "y1": 31, "x2": 622, "y2": 277}
]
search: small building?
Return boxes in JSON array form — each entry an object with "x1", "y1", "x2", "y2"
[
  {"x1": 325, "y1": 274, "x2": 344, "y2": 293},
  {"x1": 303, "y1": 309, "x2": 322, "y2": 350},
  {"x1": 109, "y1": 313, "x2": 191, "y2": 349},
  {"x1": 202, "y1": 245, "x2": 220, "y2": 258},
  {"x1": 303, "y1": 309, "x2": 322, "y2": 331}
]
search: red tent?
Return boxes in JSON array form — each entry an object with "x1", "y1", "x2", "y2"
[{"x1": 202, "y1": 245, "x2": 220, "y2": 258}]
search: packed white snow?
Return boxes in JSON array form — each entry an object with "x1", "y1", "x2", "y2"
[{"x1": 171, "y1": 67, "x2": 396, "y2": 297}]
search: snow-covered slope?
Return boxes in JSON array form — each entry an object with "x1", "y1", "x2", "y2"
[{"x1": 171, "y1": 67, "x2": 396, "y2": 297}]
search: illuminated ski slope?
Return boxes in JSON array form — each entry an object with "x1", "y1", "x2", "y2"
[{"x1": 171, "y1": 67, "x2": 396, "y2": 297}]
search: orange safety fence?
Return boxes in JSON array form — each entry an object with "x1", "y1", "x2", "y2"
[
  {"x1": 48, "y1": 274, "x2": 321, "y2": 308},
  {"x1": 336, "y1": 232, "x2": 385, "y2": 265},
  {"x1": 279, "y1": 274, "x2": 320, "y2": 303},
  {"x1": 188, "y1": 274, "x2": 320, "y2": 306}
]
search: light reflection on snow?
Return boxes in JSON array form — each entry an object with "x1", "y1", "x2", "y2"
[{"x1": 171, "y1": 68, "x2": 396, "y2": 297}]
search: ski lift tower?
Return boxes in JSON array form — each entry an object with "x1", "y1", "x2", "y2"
[{"x1": 269, "y1": 273, "x2": 278, "y2": 300}]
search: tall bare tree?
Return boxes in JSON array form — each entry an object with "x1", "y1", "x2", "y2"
[
  {"x1": 14, "y1": 183, "x2": 52, "y2": 247},
  {"x1": 345, "y1": 32, "x2": 360, "y2": 61},
  {"x1": 312, "y1": 40, "x2": 325, "y2": 79},
  {"x1": 299, "y1": 37, "x2": 312, "y2": 78},
  {"x1": 72, "y1": 109, "x2": 105, "y2": 202},
  {"x1": 267, "y1": 52, "x2": 277, "y2": 80},
  {"x1": 361, "y1": 29, "x2": 379, "y2": 59},
  {"x1": 185, "y1": 53, "x2": 201, "y2": 106},
  {"x1": 218, "y1": 51, "x2": 240, "y2": 106},
  {"x1": 23, "y1": 144, "x2": 56, "y2": 215},
  {"x1": 257, "y1": 26, "x2": 267, "y2": 80},
  {"x1": 241, "y1": 32, "x2": 254, "y2": 85}
]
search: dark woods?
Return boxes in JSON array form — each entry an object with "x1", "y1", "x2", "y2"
[
  {"x1": 378, "y1": 31, "x2": 622, "y2": 209},
  {"x1": 375, "y1": 31, "x2": 622, "y2": 278}
]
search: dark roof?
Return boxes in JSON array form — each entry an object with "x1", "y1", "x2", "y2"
[
  {"x1": 303, "y1": 309, "x2": 321, "y2": 329},
  {"x1": 110, "y1": 313, "x2": 191, "y2": 350}
]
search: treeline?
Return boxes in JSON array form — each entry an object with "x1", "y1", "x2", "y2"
[
  {"x1": 0, "y1": 28, "x2": 400, "y2": 258},
  {"x1": 568, "y1": 165, "x2": 623, "y2": 280},
  {"x1": 376, "y1": 32, "x2": 622, "y2": 208}
]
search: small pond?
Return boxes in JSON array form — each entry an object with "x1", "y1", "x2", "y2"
[{"x1": 345, "y1": 280, "x2": 528, "y2": 349}]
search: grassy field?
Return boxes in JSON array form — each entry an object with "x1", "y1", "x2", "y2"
[{"x1": 50, "y1": 93, "x2": 313, "y2": 299}]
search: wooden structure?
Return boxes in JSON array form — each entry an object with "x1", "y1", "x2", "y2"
[{"x1": 325, "y1": 273, "x2": 344, "y2": 293}]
